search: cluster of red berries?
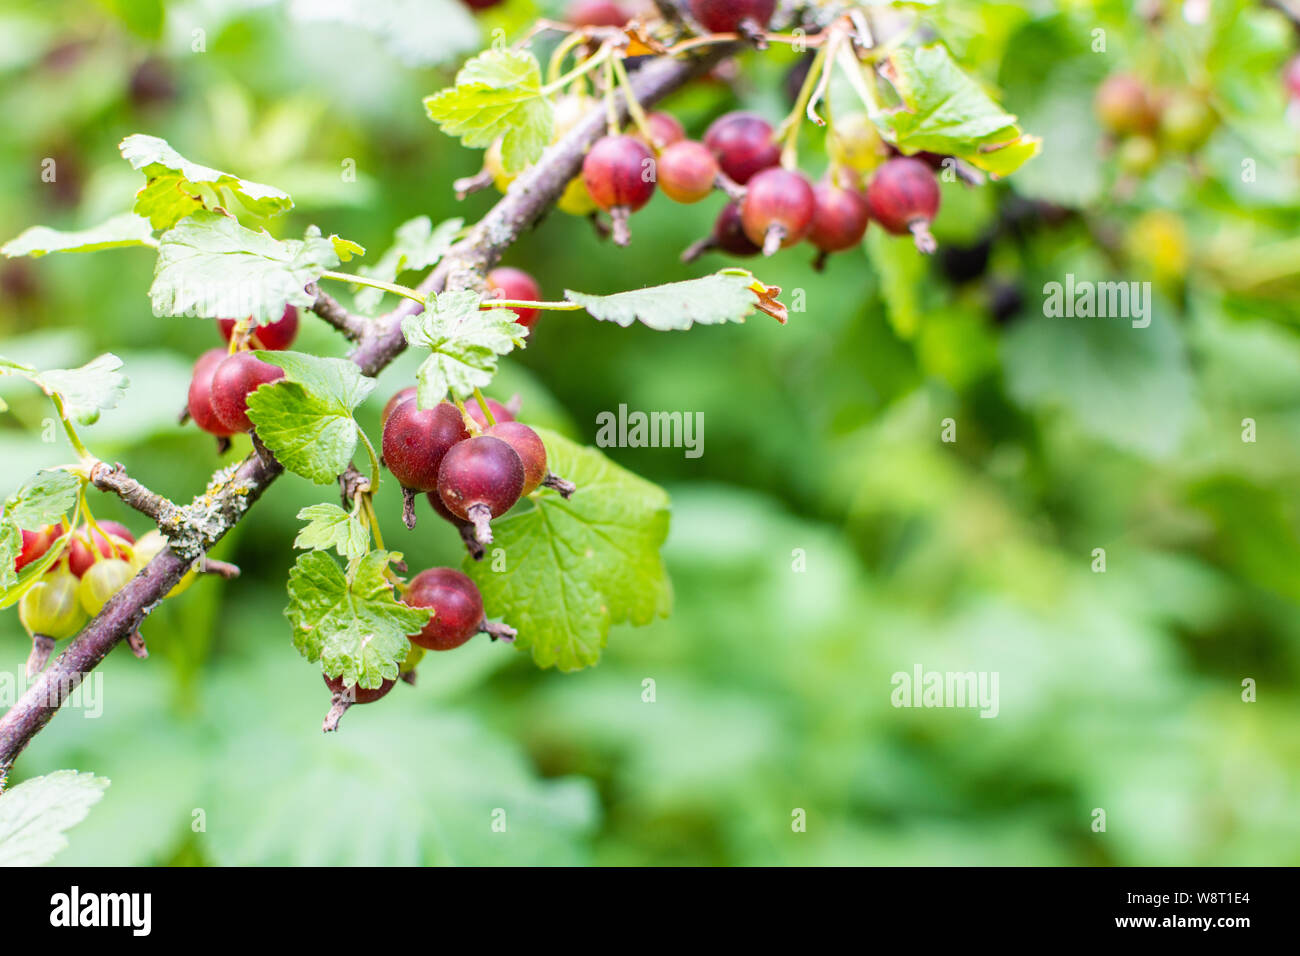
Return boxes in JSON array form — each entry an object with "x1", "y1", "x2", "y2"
[
  {"x1": 380, "y1": 388, "x2": 573, "y2": 548},
  {"x1": 323, "y1": 565, "x2": 512, "y2": 730},
  {"x1": 580, "y1": 108, "x2": 942, "y2": 261},
  {"x1": 187, "y1": 304, "x2": 297, "y2": 442}
]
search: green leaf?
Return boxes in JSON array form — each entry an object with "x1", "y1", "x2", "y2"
[
  {"x1": 0, "y1": 771, "x2": 110, "y2": 866},
  {"x1": 1, "y1": 213, "x2": 153, "y2": 258},
  {"x1": 565, "y1": 273, "x2": 768, "y2": 330},
  {"x1": 424, "y1": 48, "x2": 553, "y2": 174},
  {"x1": 873, "y1": 44, "x2": 1041, "y2": 176},
  {"x1": 287, "y1": 0, "x2": 481, "y2": 69},
  {"x1": 285, "y1": 550, "x2": 431, "y2": 689},
  {"x1": 295, "y1": 503, "x2": 370, "y2": 561},
  {"x1": 245, "y1": 351, "x2": 376, "y2": 485},
  {"x1": 463, "y1": 428, "x2": 671, "y2": 671},
  {"x1": 150, "y1": 211, "x2": 339, "y2": 324},
  {"x1": 34, "y1": 354, "x2": 129, "y2": 425},
  {"x1": 4, "y1": 469, "x2": 80, "y2": 530},
  {"x1": 330, "y1": 235, "x2": 365, "y2": 262},
  {"x1": 119, "y1": 133, "x2": 292, "y2": 230},
  {"x1": 355, "y1": 216, "x2": 462, "y2": 314},
  {"x1": 402, "y1": 290, "x2": 525, "y2": 403},
  {"x1": 0, "y1": 523, "x2": 20, "y2": 593}
]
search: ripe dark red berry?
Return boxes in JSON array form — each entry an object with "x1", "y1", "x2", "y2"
[
  {"x1": 866, "y1": 157, "x2": 941, "y2": 253},
  {"x1": 210, "y1": 352, "x2": 285, "y2": 432},
  {"x1": 322, "y1": 672, "x2": 396, "y2": 731},
  {"x1": 188, "y1": 348, "x2": 238, "y2": 438},
  {"x1": 217, "y1": 304, "x2": 299, "y2": 351},
  {"x1": 404, "y1": 567, "x2": 485, "y2": 651},
  {"x1": 657, "y1": 140, "x2": 718, "y2": 204},
  {"x1": 689, "y1": 0, "x2": 776, "y2": 35},
  {"x1": 460, "y1": 0, "x2": 505, "y2": 10},
  {"x1": 467, "y1": 397, "x2": 515, "y2": 428},
  {"x1": 484, "y1": 422, "x2": 548, "y2": 495},
  {"x1": 566, "y1": 0, "x2": 628, "y2": 27},
  {"x1": 382, "y1": 399, "x2": 470, "y2": 528},
  {"x1": 381, "y1": 387, "x2": 417, "y2": 427},
  {"x1": 703, "y1": 111, "x2": 780, "y2": 184},
  {"x1": 808, "y1": 179, "x2": 870, "y2": 263},
  {"x1": 582, "y1": 134, "x2": 656, "y2": 245},
  {"x1": 436, "y1": 435, "x2": 525, "y2": 544},
  {"x1": 485, "y1": 267, "x2": 541, "y2": 329},
  {"x1": 713, "y1": 202, "x2": 761, "y2": 257},
  {"x1": 740, "y1": 167, "x2": 816, "y2": 255}
]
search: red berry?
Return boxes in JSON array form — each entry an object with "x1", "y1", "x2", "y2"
[
  {"x1": 809, "y1": 179, "x2": 870, "y2": 254},
  {"x1": 566, "y1": 0, "x2": 628, "y2": 27},
  {"x1": 436, "y1": 435, "x2": 525, "y2": 544},
  {"x1": 657, "y1": 140, "x2": 719, "y2": 204},
  {"x1": 188, "y1": 348, "x2": 238, "y2": 437},
  {"x1": 67, "y1": 522, "x2": 134, "y2": 578},
  {"x1": 1094, "y1": 74, "x2": 1156, "y2": 135},
  {"x1": 460, "y1": 0, "x2": 504, "y2": 10},
  {"x1": 582, "y1": 135, "x2": 656, "y2": 244},
  {"x1": 404, "y1": 568, "x2": 484, "y2": 651},
  {"x1": 210, "y1": 352, "x2": 285, "y2": 432},
  {"x1": 866, "y1": 157, "x2": 941, "y2": 253},
  {"x1": 14, "y1": 526, "x2": 57, "y2": 573},
  {"x1": 640, "y1": 112, "x2": 686, "y2": 150},
  {"x1": 467, "y1": 397, "x2": 515, "y2": 429},
  {"x1": 1285, "y1": 55, "x2": 1300, "y2": 99},
  {"x1": 740, "y1": 167, "x2": 816, "y2": 255},
  {"x1": 712, "y1": 202, "x2": 761, "y2": 257},
  {"x1": 689, "y1": 0, "x2": 776, "y2": 34},
  {"x1": 217, "y1": 304, "x2": 299, "y2": 351},
  {"x1": 381, "y1": 387, "x2": 417, "y2": 427},
  {"x1": 703, "y1": 111, "x2": 780, "y2": 184},
  {"x1": 381, "y1": 400, "x2": 470, "y2": 494},
  {"x1": 485, "y1": 267, "x2": 541, "y2": 330},
  {"x1": 323, "y1": 673, "x2": 395, "y2": 704},
  {"x1": 485, "y1": 422, "x2": 547, "y2": 495}
]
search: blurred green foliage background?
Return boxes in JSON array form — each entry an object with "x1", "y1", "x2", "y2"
[{"x1": 3, "y1": 0, "x2": 1300, "y2": 865}]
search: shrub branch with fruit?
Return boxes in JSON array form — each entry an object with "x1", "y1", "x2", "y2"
[{"x1": 0, "y1": 1, "x2": 1040, "y2": 784}]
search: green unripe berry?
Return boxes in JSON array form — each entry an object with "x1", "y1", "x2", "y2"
[
  {"x1": 19, "y1": 568, "x2": 87, "y2": 640},
  {"x1": 132, "y1": 530, "x2": 196, "y2": 597},
  {"x1": 77, "y1": 558, "x2": 136, "y2": 616}
]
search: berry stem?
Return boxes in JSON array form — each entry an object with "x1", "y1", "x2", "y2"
[
  {"x1": 401, "y1": 487, "x2": 418, "y2": 530},
  {"x1": 542, "y1": 43, "x2": 612, "y2": 96},
  {"x1": 610, "y1": 206, "x2": 632, "y2": 246},
  {"x1": 542, "y1": 473, "x2": 577, "y2": 498},
  {"x1": 26, "y1": 636, "x2": 54, "y2": 680},
  {"x1": 715, "y1": 171, "x2": 748, "y2": 202},
  {"x1": 484, "y1": 298, "x2": 584, "y2": 311},
  {"x1": 355, "y1": 423, "x2": 382, "y2": 493},
  {"x1": 762, "y1": 223, "x2": 787, "y2": 256},
  {"x1": 909, "y1": 219, "x2": 938, "y2": 254},
  {"x1": 322, "y1": 693, "x2": 351, "y2": 733},
  {"x1": 602, "y1": 57, "x2": 620, "y2": 135},
  {"x1": 480, "y1": 618, "x2": 517, "y2": 643},
  {"x1": 454, "y1": 398, "x2": 483, "y2": 435},
  {"x1": 680, "y1": 234, "x2": 717, "y2": 262},
  {"x1": 467, "y1": 503, "x2": 495, "y2": 545},
  {"x1": 472, "y1": 388, "x2": 498, "y2": 426},
  {"x1": 319, "y1": 270, "x2": 427, "y2": 306},
  {"x1": 611, "y1": 55, "x2": 656, "y2": 146},
  {"x1": 775, "y1": 32, "x2": 832, "y2": 168}
]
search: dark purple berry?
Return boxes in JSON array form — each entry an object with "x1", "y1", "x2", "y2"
[
  {"x1": 866, "y1": 157, "x2": 941, "y2": 253},
  {"x1": 703, "y1": 111, "x2": 780, "y2": 184},
  {"x1": 436, "y1": 435, "x2": 525, "y2": 544},
  {"x1": 404, "y1": 568, "x2": 485, "y2": 651},
  {"x1": 210, "y1": 352, "x2": 285, "y2": 433}
]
